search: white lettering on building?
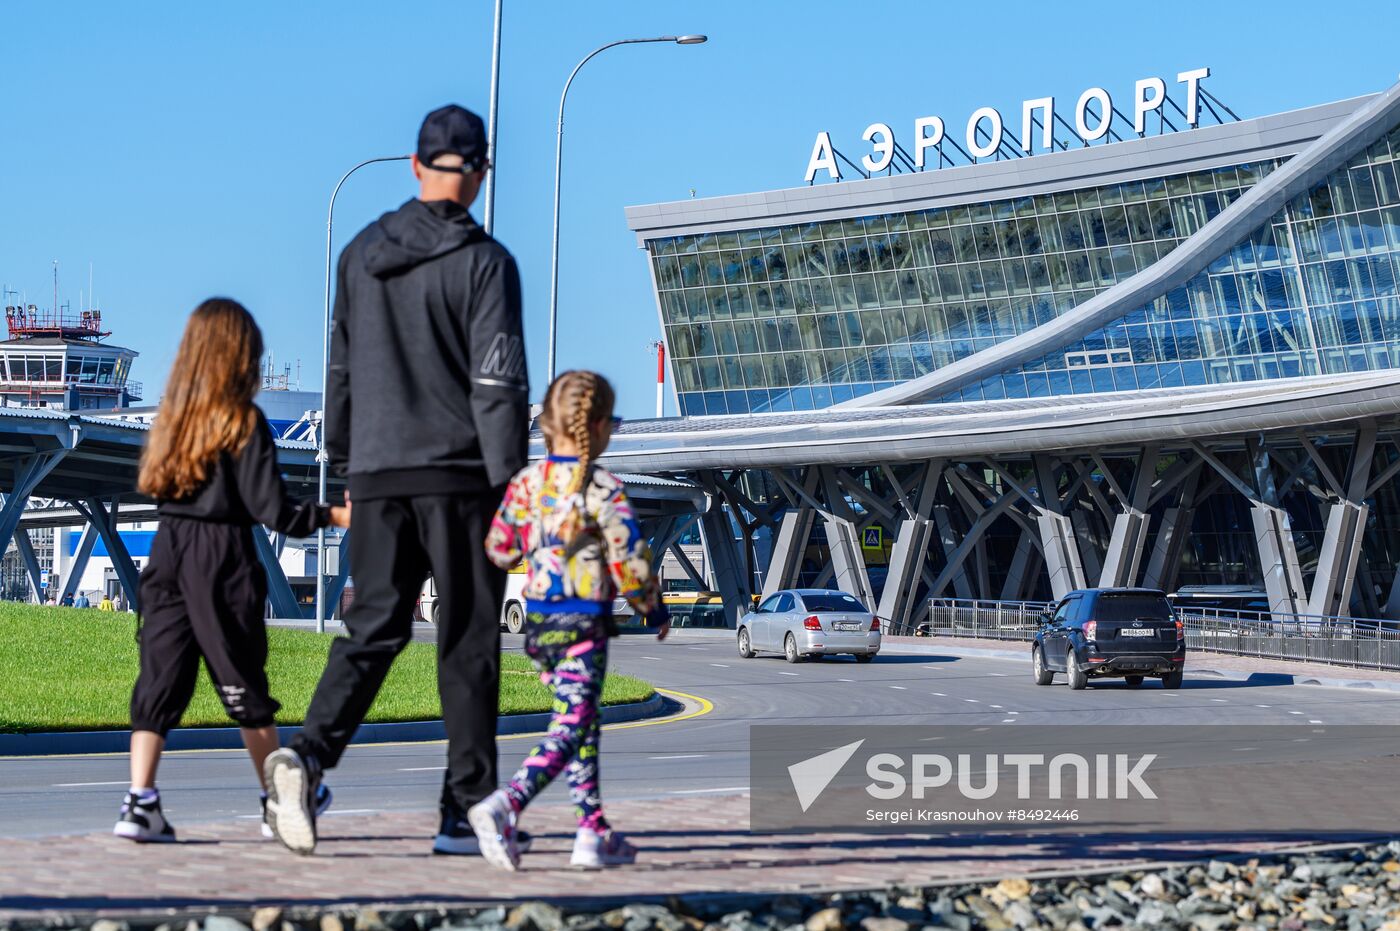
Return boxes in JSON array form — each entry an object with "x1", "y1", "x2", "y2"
[{"x1": 805, "y1": 68, "x2": 1214, "y2": 181}]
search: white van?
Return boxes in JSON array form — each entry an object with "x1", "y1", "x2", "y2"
[{"x1": 418, "y1": 565, "x2": 633, "y2": 634}]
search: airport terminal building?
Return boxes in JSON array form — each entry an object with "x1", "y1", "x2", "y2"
[{"x1": 615, "y1": 74, "x2": 1400, "y2": 627}]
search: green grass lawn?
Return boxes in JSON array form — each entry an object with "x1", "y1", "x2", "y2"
[{"x1": 0, "y1": 603, "x2": 654, "y2": 733}]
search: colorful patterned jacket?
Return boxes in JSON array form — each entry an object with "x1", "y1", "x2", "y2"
[{"x1": 486, "y1": 456, "x2": 666, "y2": 621}]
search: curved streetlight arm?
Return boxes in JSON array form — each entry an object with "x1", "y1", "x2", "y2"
[
  {"x1": 315, "y1": 154, "x2": 411, "y2": 633},
  {"x1": 546, "y1": 36, "x2": 692, "y2": 385}
]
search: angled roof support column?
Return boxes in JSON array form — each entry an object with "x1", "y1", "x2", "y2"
[
  {"x1": 59, "y1": 523, "x2": 98, "y2": 602},
  {"x1": 1245, "y1": 438, "x2": 1307, "y2": 618},
  {"x1": 1099, "y1": 446, "x2": 1160, "y2": 588},
  {"x1": 1033, "y1": 455, "x2": 1088, "y2": 598},
  {"x1": 324, "y1": 531, "x2": 352, "y2": 623},
  {"x1": 252, "y1": 526, "x2": 305, "y2": 620},
  {"x1": 1307, "y1": 424, "x2": 1376, "y2": 617},
  {"x1": 13, "y1": 529, "x2": 44, "y2": 602},
  {"x1": 1142, "y1": 461, "x2": 1202, "y2": 592},
  {"x1": 79, "y1": 497, "x2": 140, "y2": 613},
  {"x1": 817, "y1": 466, "x2": 876, "y2": 612}
]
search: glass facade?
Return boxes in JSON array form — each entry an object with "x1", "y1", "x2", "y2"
[
  {"x1": 946, "y1": 125, "x2": 1400, "y2": 402},
  {"x1": 649, "y1": 121, "x2": 1400, "y2": 416}
]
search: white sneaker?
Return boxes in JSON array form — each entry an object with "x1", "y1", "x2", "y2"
[
  {"x1": 263, "y1": 748, "x2": 320, "y2": 855},
  {"x1": 262, "y1": 783, "x2": 332, "y2": 839},
  {"x1": 113, "y1": 791, "x2": 175, "y2": 843},
  {"x1": 571, "y1": 828, "x2": 637, "y2": 869},
  {"x1": 466, "y1": 790, "x2": 519, "y2": 871}
]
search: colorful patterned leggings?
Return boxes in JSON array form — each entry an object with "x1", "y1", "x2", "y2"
[{"x1": 504, "y1": 611, "x2": 610, "y2": 834}]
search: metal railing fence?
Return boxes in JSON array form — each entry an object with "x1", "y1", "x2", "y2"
[{"x1": 900, "y1": 597, "x2": 1400, "y2": 673}]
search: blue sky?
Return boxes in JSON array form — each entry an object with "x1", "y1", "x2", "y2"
[{"x1": 3, "y1": 1, "x2": 1399, "y2": 416}]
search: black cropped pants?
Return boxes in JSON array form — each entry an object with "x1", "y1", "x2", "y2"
[{"x1": 130, "y1": 517, "x2": 279, "y2": 735}]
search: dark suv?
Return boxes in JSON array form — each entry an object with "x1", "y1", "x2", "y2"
[{"x1": 1031, "y1": 588, "x2": 1185, "y2": 690}]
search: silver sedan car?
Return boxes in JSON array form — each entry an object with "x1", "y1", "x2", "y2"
[{"x1": 737, "y1": 589, "x2": 881, "y2": 664}]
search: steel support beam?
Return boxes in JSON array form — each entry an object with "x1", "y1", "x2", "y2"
[
  {"x1": 1245, "y1": 439, "x2": 1306, "y2": 617},
  {"x1": 875, "y1": 462, "x2": 940, "y2": 627},
  {"x1": 0, "y1": 450, "x2": 70, "y2": 547},
  {"x1": 1098, "y1": 446, "x2": 1159, "y2": 588},
  {"x1": 699, "y1": 502, "x2": 749, "y2": 626},
  {"x1": 60, "y1": 523, "x2": 99, "y2": 602},
  {"x1": 80, "y1": 497, "x2": 140, "y2": 612},
  {"x1": 1143, "y1": 464, "x2": 1201, "y2": 592},
  {"x1": 13, "y1": 530, "x2": 44, "y2": 602},
  {"x1": 324, "y1": 531, "x2": 351, "y2": 622},
  {"x1": 818, "y1": 467, "x2": 876, "y2": 611},
  {"x1": 762, "y1": 506, "x2": 817, "y2": 600},
  {"x1": 1000, "y1": 530, "x2": 1042, "y2": 601},
  {"x1": 253, "y1": 527, "x2": 305, "y2": 620},
  {"x1": 1306, "y1": 425, "x2": 1376, "y2": 617},
  {"x1": 1033, "y1": 456, "x2": 1087, "y2": 598}
]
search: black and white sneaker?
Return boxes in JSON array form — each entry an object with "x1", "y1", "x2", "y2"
[
  {"x1": 262, "y1": 782, "x2": 332, "y2": 840},
  {"x1": 433, "y1": 804, "x2": 532, "y2": 856},
  {"x1": 263, "y1": 748, "x2": 321, "y2": 855},
  {"x1": 113, "y1": 791, "x2": 175, "y2": 843}
]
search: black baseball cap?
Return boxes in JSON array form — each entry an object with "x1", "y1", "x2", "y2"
[{"x1": 417, "y1": 104, "x2": 488, "y2": 171}]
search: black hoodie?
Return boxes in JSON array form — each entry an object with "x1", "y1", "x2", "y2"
[{"x1": 326, "y1": 198, "x2": 529, "y2": 499}]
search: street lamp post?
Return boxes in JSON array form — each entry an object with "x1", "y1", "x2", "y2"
[
  {"x1": 315, "y1": 154, "x2": 411, "y2": 634},
  {"x1": 545, "y1": 34, "x2": 707, "y2": 385}
]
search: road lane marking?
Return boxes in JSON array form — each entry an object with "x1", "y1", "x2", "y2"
[
  {"x1": 990, "y1": 704, "x2": 1003, "y2": 709},
  {"x1": 1256, "y1": 704, "x2": 1271, "y2": 708},
  {"x1": 931, "y1": 692, "x2": 947, "y2": 697},
  {"x1": 397, "y1": 766, "x2": 445, "y2": 772},
  {"x1": 54, "y1": 781, "x2": 129, "y2": 787},
  {"x1": 1002, "y1": 719, "x2": 1016, "y2": 723},
  {"x1": 837, "y1": 678, "x2": 855, "y2": 682},
  {"x1": 670, "y1": 786, "x2": 748, "y2": 795},
  {"x1": 1210, "y1": 699, "x2": 1228, "y2": 703},
  {"x1": 642, "y1": 656, "x2": 661, "y2": 660},
  {"x1": 1233, "y1": 747, "x2": 1259, "y2": 751},
  {"x1": 1309, "y1": 720, "x2": 1323, "y2": 724},
  {"x1": 890, "y1": 686, "x2": 907, "y2": 690},
  {"x1": 1007, "y1": 711, "x2": 1020, "y2": 715},
  {"x1": 964, "y1": 699, "x2": 979, "y2": 703},
  {"x1": 988, "y1": 673, "x2": 1006, "y2": 677},
  {"x1": 709, "y1": 663, "x2": 730, "y2": 668},
  {"x1": 778, "y1": 672, "x2": 800, "y2": 676},
  {"x1": 649, "y1": 754, "x2": 707, "y2": 760},
  {"x1": 1289, "y1": 711, "x2": 1304, "y2": 715}
]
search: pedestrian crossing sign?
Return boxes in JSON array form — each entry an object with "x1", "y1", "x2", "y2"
[{"x1": 861, "y1": 527, "x2": 883, "y2": 550}]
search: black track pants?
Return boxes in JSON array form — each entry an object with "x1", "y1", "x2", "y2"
[
  {"x1": 130, "y1": 518, "x2": 278, "y2": 735},
  {"x1": 292, "y1": 494, "x2": 505, "y2": 813}
]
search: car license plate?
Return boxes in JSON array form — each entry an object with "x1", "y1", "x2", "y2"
[
  {"x1": 834, "y1": 622, "x2": 863, "y2": 632},
  {"x1": 1120, "y1": 628, "x2": 1156, "y2": 637}
]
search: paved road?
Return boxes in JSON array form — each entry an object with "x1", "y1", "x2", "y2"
[{"x1": 5, "y1": 628, "x2": 1400, "y2": 838}]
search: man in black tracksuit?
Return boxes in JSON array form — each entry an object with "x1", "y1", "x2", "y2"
[{"x1": 264, "y1": 105, "x2": 529, "y2": 856}]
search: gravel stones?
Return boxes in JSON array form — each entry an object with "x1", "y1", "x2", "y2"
[{"x1": 20, "y1": 840, "x2": 1400, "y2": 931}]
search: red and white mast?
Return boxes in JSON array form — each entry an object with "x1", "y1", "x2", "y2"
[{"x1": 651, "y1": 339, "x2": 666, "y2": 418}]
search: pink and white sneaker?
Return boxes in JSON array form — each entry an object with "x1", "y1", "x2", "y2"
[{"x1": 571, "y1": 828, "x2": 637, "y2": 869}]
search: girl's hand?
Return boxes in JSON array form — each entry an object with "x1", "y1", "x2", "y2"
[{"x1": 329, "y1": 504, "x2": 352, "y2": 528}]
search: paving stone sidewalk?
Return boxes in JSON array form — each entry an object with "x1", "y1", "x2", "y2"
[{"x1": 0, "y1": 795, "x2": 1359, "y2": 921}]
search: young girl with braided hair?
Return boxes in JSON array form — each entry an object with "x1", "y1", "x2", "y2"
[{"x1": 471, "y1": 370, "x2": 669, "y2": 870}]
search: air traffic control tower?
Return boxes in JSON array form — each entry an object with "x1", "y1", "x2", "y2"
[{"x1": 0, "y1": 305, "x2": 140, "y2": 411}]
